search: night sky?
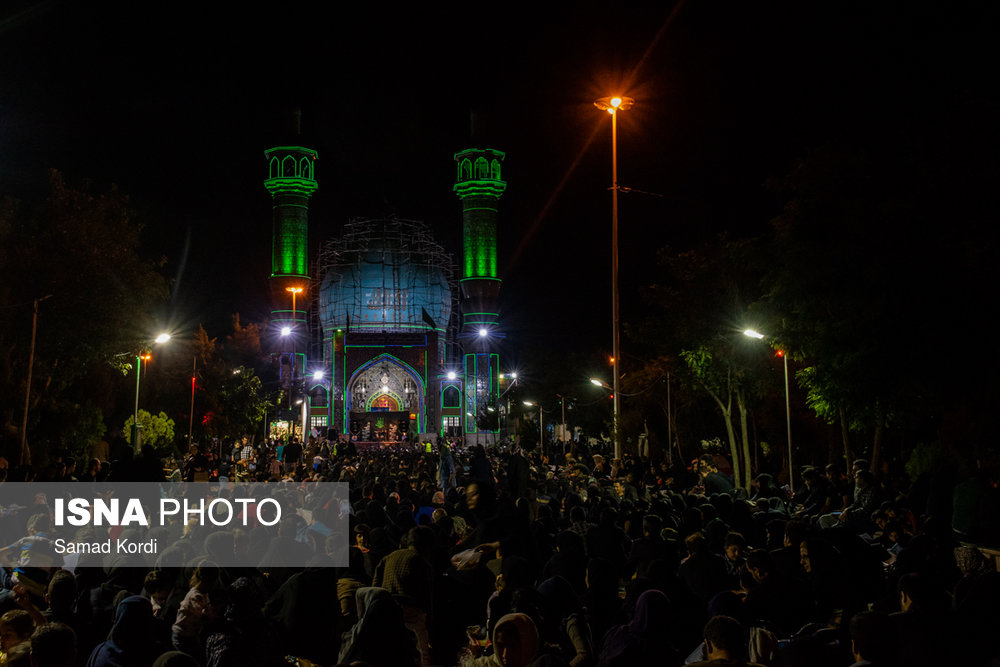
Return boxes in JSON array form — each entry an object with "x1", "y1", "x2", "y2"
[{"x1": 2, "y1": 1, "x2": 996, "y2": 370}]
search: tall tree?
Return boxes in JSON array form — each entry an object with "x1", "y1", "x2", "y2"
[
  {"x1": 639, "y1": 235, "x2": 771, "y2": 488},
  {"x1": 0, "y1": 171, "x2": 168, "y2": 461}
]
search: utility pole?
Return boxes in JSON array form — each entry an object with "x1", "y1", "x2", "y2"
[
  {"x1": 20, "y1": 295, "x2": 52, "y2": 466},
  {"x1": 188, "y1": 356, "x2": 197, "y2": 447}
]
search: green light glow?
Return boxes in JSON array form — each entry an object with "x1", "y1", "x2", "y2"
[
  {"x1": 453, "y1": 180, "x2": 506, "y2": 198},
  {"x1": 271, "y1": 209, "x2": 308, "y2": 276},
  {"x1": 455, "y1": 149, "x2": 505, "y2": 280},
  {"x1": 462, "y1": 217, "x2": 498, "y2": 278},
  {"x1": 265, "y1": 146, "x2": 319, "y2": 161},
  {"x1": 263, "y1": 178, "x2": 318, "y2": 197},
  {"x1": 266, "y1": 146, "x2": 317, "y2": 281}
]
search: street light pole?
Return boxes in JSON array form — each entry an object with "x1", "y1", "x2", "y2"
[
  {"x1": 132, "y1": 333, "x2": 170, "y2": 453},
  {"x1": 523, "y1": 401, "x2": 544, "y2": 457},
  {"x1": 556, "y1": 393, "x2": 567, "y2": 453},
  {"x1": 781, "y1": 350, "x2": 794, "y2": 491},
  {"x1": 188, "y1": 356, "x2": 197, "y2": 447},
  {"x1": 538, "y1": 405, "x2": 543, "y2": 457},
  {"x1": 20, "y1": 294, "x2": 52, "y2": 466},
  {"x1": 743, "y1": 329, "x2": 795, "y2": 491},
  {"x1": 131, "y1": 352, "x2": 143, "y2": 451},
  {"x1": 594, "y1": 95, "x2": 633, "y2": 460}
]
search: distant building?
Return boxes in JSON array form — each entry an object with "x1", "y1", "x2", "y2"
[{"x1": 264, "y1": 127, "x2": 507, "y2": 443}]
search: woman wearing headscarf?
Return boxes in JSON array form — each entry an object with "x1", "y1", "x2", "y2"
[
  {"x1": 87, "y1": 595, "x2": 162, "y2": 667},
  {"x1": 462, "y1": 613, "x2": 541, "y2": 667},
  {"x1": 536, "y1": 576, "x2": 594, "y2": 666},
  {"x1": 338, "y1": 587, "x2": 419, "y2": 667},
  {"x1": 597, "y1": 589, "x2": 680, "y2": 666}
]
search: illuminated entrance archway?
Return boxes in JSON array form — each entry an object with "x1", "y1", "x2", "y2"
[
  {"x1": 347, "y1": 354, "x2": 424, "y2": 437},
  {"x1": 369, "y1": 393, "x2": 400, "y2": 411}
]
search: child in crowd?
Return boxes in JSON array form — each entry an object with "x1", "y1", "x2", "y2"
[
  {"x1": 0, "y1": 610, "x2": 34, "y2": 665},
  {"x1": 171, "y1": 560, "x2": 221, "y2": 658}
]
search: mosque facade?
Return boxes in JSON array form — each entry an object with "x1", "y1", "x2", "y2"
[{"x1": 264, "y1": 134, "x2": 507, "y2": 443}]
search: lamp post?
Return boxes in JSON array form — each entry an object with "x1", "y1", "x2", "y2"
[
  {"x1": 286, "y1": 286, "x2": 303, "y2": 322},
  {"x1": 594, "y1": 95, "x2": 634, "y2": 461},
  {"x1": 555, "y1": 393, "x2": 568, "y2": 452},
  {"x1": 19, "y1": 294, "x2": 53, "y2": 466},
  {"x1": 132, "y1": 333, "x2": 171, "y2": 453},
  {"x1": 743, "y1": 329, "x2": 794, "y2": 491},
  {"x1": 188, "y1": 356, "x2": 197, "y2": 449}
]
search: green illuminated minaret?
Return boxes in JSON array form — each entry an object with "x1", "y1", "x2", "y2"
[
  {"x1": 454, "y1": 148, "x2": 505, "y2": 438},
  {"x1": 264, "y1": 144, "x2": 317, "y2": 323}
]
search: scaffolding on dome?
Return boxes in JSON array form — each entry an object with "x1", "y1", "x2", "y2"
[{"x1": 313, "y1": 216, "x2": 459, "y2": 361}]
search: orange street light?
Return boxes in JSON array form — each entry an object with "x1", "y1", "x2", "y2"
[
  {"x1": 593, "y1": 95, "x2": 634, "y2": 461},
  {"x1": 286, "y1": 286, "x2": 304, "y2": 323}
]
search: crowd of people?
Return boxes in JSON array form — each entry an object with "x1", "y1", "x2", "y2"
[{"x1": 0, "y1": 434, "x2": 997, "y2": 667}]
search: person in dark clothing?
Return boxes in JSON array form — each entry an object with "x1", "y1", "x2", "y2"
[
  {"x1": 793, "y1": 467, "x2": 835, "y2": 519},
  {"x1": 585, "y1": 508, "x2": 629, "y2": 577},
  {"x1": 281, "y1": 439, "x2": 302, "y2": 471},
  {"x1": 542, "y1": 530, "x2": 588, "y2": 595},
  {"x1": 205, "y1": 577, "x2": 282, "y2": 667},
  {"x1": 699, "y1": 461, "x2": 735, "y2": 496},
  {"x1": 889, "y1": 572, "x2": 951, "y2": 667},
  {"x1": 265, "y1": 567, "x2": 342, "y2": 664},
  {"x1": 30, "y1": 622, "x2": 76, "y2": 667},
  {"x1": 598, "y1": 589, "x2": 680, "y2": 666},
  {"x1": 338, "y1": 587, "x2": 419, "y2": 666},
  {"x1": 507, "y1": 448, "x2": 530, "y2": 500},
  {"x1": 688, "y1": 614, "x2": 766, "y2": 667},
  {"x1": 87, "y1": 596, "x2": 162, "y2": 667},
  {"x1": 743, "y1": 549, "x2": 807, "y2": 636},
  {"x1": 626, "y1": 514, "x2": 669, "y2": 579},
  {"x1": 678, "y1": 533, "x2": 730, "y2": 608},
  {"x1": 848, "y1": 610, "x2": 895, "y2": 667}
]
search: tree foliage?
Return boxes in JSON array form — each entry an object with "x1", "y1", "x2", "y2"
[
  {"x1": 123, "y1": 409, "x2": 175, "y2": 449},
  {"x1": 0, "y1": 171, "x2": 168, "y2": 459},
  {"x1": 637, "y1": 236, "x2": 772, "y2": 487}
]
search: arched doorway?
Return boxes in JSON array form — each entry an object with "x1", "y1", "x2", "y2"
[{"x1": 348, "y1": 354, "x2": 423, "y2": 441}]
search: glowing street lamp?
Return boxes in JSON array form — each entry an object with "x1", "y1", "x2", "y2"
[
  {"x1": 743, "y1": 328, "x2": 795, "y2": 490},
  {"x1": 132, "y1": 332, "x2": 171, "y2": 452},
  {"x1": 286, "y1": 286, "x2": 304, "y2": 322},
  {"x1": 594, "y1": 94, "x2": 634, "y2": 461}
]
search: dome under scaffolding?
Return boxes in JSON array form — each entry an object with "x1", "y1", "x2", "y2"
[{"x1": 315, "y1": 216, "x2": 457, "y2": 362}]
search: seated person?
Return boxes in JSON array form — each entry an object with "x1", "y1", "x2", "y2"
[{"x1": 688, "y1": 614, "x2": 766, "y2": 667}]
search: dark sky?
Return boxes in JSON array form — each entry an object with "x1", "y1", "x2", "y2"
[{"x1": 2, "y1": 1, "x2": 995, "y2": 367}]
